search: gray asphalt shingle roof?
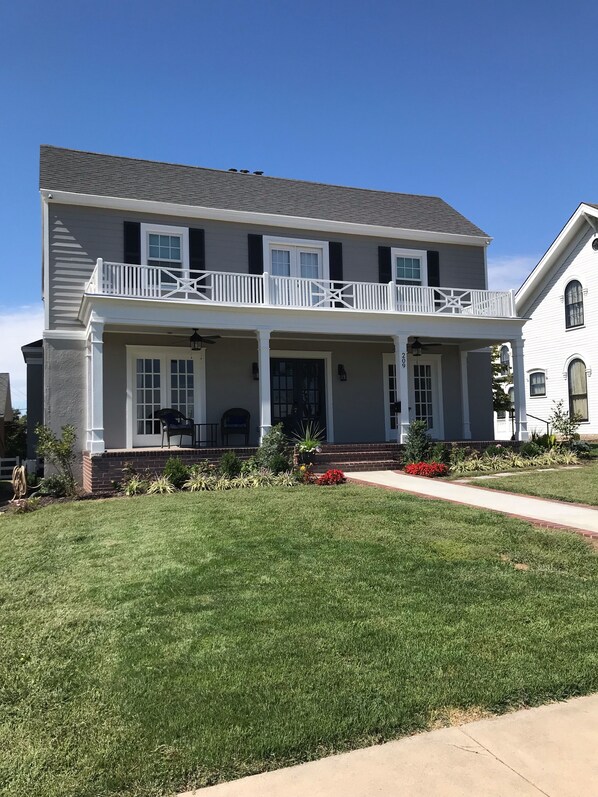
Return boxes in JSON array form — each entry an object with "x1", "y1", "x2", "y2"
[{"x1": 40, "y1": 146, "x2": 488, "y2": 238}]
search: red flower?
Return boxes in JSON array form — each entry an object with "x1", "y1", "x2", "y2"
[
  {"x1": 317, "y1": 469, "x2": 346, "y2": 485},
  {"x1": 404, "y1": 462, "x2": 448, "y2": 478}
]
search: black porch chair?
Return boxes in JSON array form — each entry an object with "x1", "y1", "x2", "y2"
[
  {"x1": 154, "y1": 408, "x2": 195, "y2": 448},
  {"x1": 221, "y1": 408, "x2": 250, "y2": 446}
]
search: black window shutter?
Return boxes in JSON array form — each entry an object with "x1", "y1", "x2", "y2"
[
  {"x1": 248, "y1": 234, "x2": 264, "y2": 274},
  {"x1": 189, "y1": 228, "x2": 205, "y2": 271},
  {"x1": 378, "y1": 246, "x2": 392, "y2": 283},
  {"x1": 328, "y1": 242, "x2": 343, "y2": 282},
  {"x1": 123, "y1": 221, "x2": 141, "y2": 264},
  {"x1": 427, "y1": 251, "x2": 440, "y2": 287}
]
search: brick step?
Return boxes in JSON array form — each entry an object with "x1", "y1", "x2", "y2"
[{"x1": 314, "y1": 460, "x2": 398, "y2": 473}]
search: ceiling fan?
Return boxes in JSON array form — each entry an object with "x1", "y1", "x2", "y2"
[
  {"x1": 189, "y1": 329, "x2": 221, "y2": 351},
  {"x1": 410, "y1": 337, "x2": 445, "y2": 356}
]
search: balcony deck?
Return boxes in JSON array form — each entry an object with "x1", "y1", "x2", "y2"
[{"x1": 84, "y1": 260, "x2": 517, "y2": 319}]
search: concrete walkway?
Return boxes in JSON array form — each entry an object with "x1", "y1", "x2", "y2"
[
  {"x1": 180, "y1": 694, "x2": 598, "y2": 796},
  {"x1": 346, "y1": 471, "x2": 598, "y2": 535}
]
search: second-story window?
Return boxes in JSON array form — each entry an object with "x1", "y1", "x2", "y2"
[
  {"x1": 392, "y1": 248, "x2": 428, "y2": 286},
  {"x1": 564, "y1": 280, "x2": 584, "y2": 328},
  {"x1": 264, "y1": 237, "x2": 328, "y2": 281},
  {"x1": 141, "y1": 223, "x2": 189, "y2": 284}
]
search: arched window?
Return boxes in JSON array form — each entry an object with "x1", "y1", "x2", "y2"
[
  {"x1": 565, "y1": 280, "x2": 584, "y2": 328},
  {"x1": 568, "y1": 358, "x2": 588, "y2": 421},
  {"x1": 499, "y1": 345, "x2": 510, "y2": 373}
]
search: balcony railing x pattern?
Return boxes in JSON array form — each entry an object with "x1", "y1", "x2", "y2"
[{"x1": 85, "y1": 260, "x2": 517, "y2": 318}]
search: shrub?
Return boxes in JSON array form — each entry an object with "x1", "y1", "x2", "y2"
[
  {"x1": 219, "y1": 450, "x2": 242, "y2": 478},
  {"x1": 10, "y1": 497, "x2": 42, "y2": 514},
  {"x1": 570, "y1": 440, "x2": 591, "y2": 459},
  {"x1": 520, "y1": 441, "x2": 542, "y2": 458},
  {"x1": 190, "y1": 460, "x2": 216, "y2": 476},
  {"x1": 317, "y1": 469, "x2": 346, "y2": 485},
  {"x1": 429, "y1": 441, "x2": 450, "y2": 465},
  {"x1": 531, "y1": 432, "x2": 557, "y2": 450},
  {"x1": 255, "y1": 424, "x2": 292, "y2": 473},
  {"x1": 35, "y1": 424, "x2": 77, "y2": 495},
  {"x1": 449, "y1": 444, "x2": 472, "y2": 466},
  {"x1": 403, "y1": 420, "x2": 430, "y2": 464},
  {"x1": 163, "y1": 457, "x2": 190, "y2": 489},
  {"x1": 123, "y1": 476, "x2": 148, "y2": 496},
  {"x1": 484, "y1": 444, "x2": 505, "y2": 457},
  {"x1": 404, "y1": 462, "x2": 448, "y2": 478},
  {"x1": 147, "y1": 476, "x2": 175, "y2": 494},
  {"x1": 184, "y1": 473, "x2": 217, "y2": 491},
  {"x1": 37, "y1": 474, "x2": 72, "y2": 497},
  {"x1": 549, "y1": 399, "x2": 583, "y2": 444}
]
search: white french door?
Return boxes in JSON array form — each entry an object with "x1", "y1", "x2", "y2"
[
  {"x1": 127, "y1": 347, "x2": 205, "y2": 447},
  {"x1": 382, "y1": 354, "x2": 444, "y2": 440}
]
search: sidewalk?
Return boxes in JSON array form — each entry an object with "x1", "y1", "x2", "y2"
[
  {"x1": 180, "y1": 694, "x2": 598, "y2": 796},
  {"x1": 345, "y1": 471, "x2": 598, "y2": 535}
]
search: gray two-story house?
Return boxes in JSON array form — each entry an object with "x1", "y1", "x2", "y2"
[{"x1": 38, "y1": 146, "x2": 528, "y2": 490}]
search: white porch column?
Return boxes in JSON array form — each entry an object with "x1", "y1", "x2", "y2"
[
  {"x1": 460, "y1": 351, "x2": 472, "y2": 439},
  {"x1": 510, "y1": 338, "x2": 529, "y2": 441},
  {"x1": 392, "y1": 335, "x2": 411, "y2": 443},
  {"x1": 87, "y1": 318, "x2": 105, "y2": 453},
  {"x1": 256, "y1": 328, "x2": 272, "y2": 441}
]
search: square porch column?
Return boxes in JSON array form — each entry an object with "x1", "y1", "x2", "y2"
[
  {"x1": 256, "y1": 328, "x2": 272, "y2": 441},
  {"x1": 392, "y1": 335, "x2": 411, "y2": 443},
  {"x1": 460, "y1": 351, "x2": 472, "y2": 439},
  {"x1": 510, "y1": 338, "x2": 529, "y2": 441},
  {"x1": 86, "y1": 318, "x2": 105, "y2": 453}
]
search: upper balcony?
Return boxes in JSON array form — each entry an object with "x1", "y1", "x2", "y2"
[{"x1": 84, "y1": 259, "x2": 517, "y2": 319}]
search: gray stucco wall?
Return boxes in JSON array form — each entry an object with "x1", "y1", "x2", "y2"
[
  {"x1": 468, "y1": 351, "x2": 494, "y2": 440},
  {"x1": 43, "y1": 338, "x2": 86, "y2": 476},
  {"x1": 48, "y1": 204, "x2": 487, "y2": 329}
]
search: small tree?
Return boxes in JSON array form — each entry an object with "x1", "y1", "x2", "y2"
[
  {"x1": 35, "y1": 424, "x2": 77, "y2": 493},
  {"x1": 492, "y1": 345, "x2": 513, "y2": 415},
  {"x1": 403, "y1": 420, "x2": 430, "y2": 464},
  {"x1": 4, "y1": 409, "x2": 27, "y2": 459},
  {"x1": 548, "y1": 400, "x2": 582, "y2": 445},
  {"x1": 255, "y1": 424, "x2": 292, "y2": 473}
]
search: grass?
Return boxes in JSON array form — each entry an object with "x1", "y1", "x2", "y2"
[
  {"x1": 473, "y1": 460, "x2": 598, "y2": 506},
  {"x1": 2, "y1": 486, "x2": 598, "y2": 797}
]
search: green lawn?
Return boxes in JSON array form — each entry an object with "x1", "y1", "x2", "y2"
[
  {"x1": 473, "y1": 461, "x2": 598, "y2": 506},
  {"x1": 2, "y1": 487, "x2": 598, "y2": 797}
]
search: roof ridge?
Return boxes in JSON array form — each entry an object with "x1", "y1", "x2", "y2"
[{"x1": 39, "y1": 145, "x2": 446, "y2": 203}]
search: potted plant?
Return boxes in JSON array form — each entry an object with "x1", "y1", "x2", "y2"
[{"x1": 291, "y1": 422, "x2": 325, "y2": 467}]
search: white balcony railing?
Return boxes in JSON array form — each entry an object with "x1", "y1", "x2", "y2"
[{"x1": 85, "y1": 260, "x2": 517, "y2": 318}]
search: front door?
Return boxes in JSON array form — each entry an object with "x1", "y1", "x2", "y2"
[
  {"x1": 271, "y1": 358, "x2": 327, "y2": 438},
  {"x1": 383, "y1": 354, "x2": 444, "y2": 440}
]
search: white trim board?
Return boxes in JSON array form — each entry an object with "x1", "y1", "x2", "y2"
[
  {"x1": 270, "y1": 349, "x2": 334, "y2": 442},
  {"x1": 41, "y1": 189, "x2": 491, "y2": 247}
]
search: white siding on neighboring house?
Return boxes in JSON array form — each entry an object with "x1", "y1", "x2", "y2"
[{"x1": 495, "y1": 211, "x2": 598, "y2": 441}]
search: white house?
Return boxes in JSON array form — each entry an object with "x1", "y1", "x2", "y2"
[{"x1": 495, "y1": 203, "x2": 598, "y2": 440}]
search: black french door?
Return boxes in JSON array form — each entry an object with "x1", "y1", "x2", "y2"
[{"x1": 270, "y1": 358, "x2": 327, "y2": 438}]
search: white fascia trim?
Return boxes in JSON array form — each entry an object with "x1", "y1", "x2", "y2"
[
  {"x1": 43, "y1": 329, "x2": 87, "y2": 340},
  {"x1": 41, "y1": 189, "x2": 491, "y2": 248},
  {"x1": 516, "y1": 203, "x2": 598, "y2": 312}
]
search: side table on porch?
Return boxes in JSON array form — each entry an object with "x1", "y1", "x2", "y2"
[{"x1": 194, "y1": 423, "x2": 218, "y2": 448}]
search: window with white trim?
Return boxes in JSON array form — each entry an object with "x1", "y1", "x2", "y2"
[
  {"x1": 140, "y1": 223, "x2": 189, "y2": 284},
  {"x1": 529, "y1": 371, "x2": 546, "y2": 397},
  {"x1": 264, "y1": 236, "x2": 327, "y2": 280},
  {"x1": 391, "y1": 248, "x2": 427, "y2": 286}
]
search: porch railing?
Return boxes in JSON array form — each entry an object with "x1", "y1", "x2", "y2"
[{"x1": 85, "y1": 260, "x2": 517, "y2": 318}]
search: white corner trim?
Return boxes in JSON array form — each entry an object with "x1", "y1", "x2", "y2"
[
  {"x1": 42, "y1": 196, "x2": 50, "y2": 328},
  {"x1": 40, "y1": 189, "x2": 491, "y2": 247},
  {"x1": 269, "y1": 349, "x2": 334, "y2": 442}
]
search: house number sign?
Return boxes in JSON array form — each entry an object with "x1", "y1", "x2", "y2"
[{"x1": 401, "y1": 352, "x2": 406, "y2": 368}]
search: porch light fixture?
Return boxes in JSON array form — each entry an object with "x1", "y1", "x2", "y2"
[
  {"x1": 252, "y1": 362, "x2": 259, "y2": 381},
  {"x1": 337, "y1": 364, "x2": 348, "y2": 381},
  {"x1": 190, "y1": 329, "x2": 202, "y2": 351},
  {"x1": 411, "y1": 338, "x2": 423, "y2": 357}
]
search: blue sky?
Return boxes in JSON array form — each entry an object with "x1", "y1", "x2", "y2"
[{"x1": 1, "y1": 0, "x2": 597, "y2": 408}]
